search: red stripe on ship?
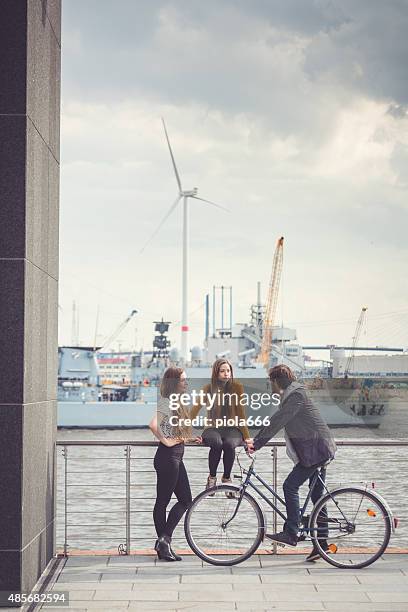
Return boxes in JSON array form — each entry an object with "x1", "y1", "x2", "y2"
[{"x1": 181, "y1": 326, "x2": 189, "y2": 331}]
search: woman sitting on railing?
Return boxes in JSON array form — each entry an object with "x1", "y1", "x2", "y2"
[
  {"x1": 191, "y1": 358, "x2": 252, "y2": 490},
  {"x1": 149, "y1": 366, "x2": 196, "y2": 562}
]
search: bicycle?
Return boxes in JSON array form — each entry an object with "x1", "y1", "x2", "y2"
[{"x1": 184, "y1": 449, "x2": 397, "y2": 568}]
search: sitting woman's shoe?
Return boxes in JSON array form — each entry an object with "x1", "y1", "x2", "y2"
[
  {"x1": 206, "y1": 475, "x2": 217, "y2": 496},
  {"x1": 156, "y1": 535, "x2": 177, "y2": 561},
  {"x1": 221, "y1": 476, "x2": 236, "y2": 498}
]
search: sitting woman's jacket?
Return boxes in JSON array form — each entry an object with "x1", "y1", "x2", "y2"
[
  {"x1": 190, "y1": 380, "x2": 250, "y2": 440},
  {"x1": 253, "y1": 382, "x2": 337, "y2": 467}
]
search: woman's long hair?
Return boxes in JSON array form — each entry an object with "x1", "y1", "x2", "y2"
[
  {"x1": 210, "y1": 358, "x2": 234, "y2": 392},
  {"x1": 209, "y1": 358, "x2": 235, "y2": 419},
  {"x1": 160, "y1": 367, "x2": 192, "y2": 439}
]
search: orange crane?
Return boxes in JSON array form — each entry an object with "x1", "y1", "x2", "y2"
[
  {"x1": 258, "y1": 236, "x2": 284, "y2": 365},
  {"x1": 344, "y1": 307, "x2": 368, "y2": 377}
]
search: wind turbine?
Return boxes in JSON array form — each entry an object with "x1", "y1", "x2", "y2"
[{"x1": 140, "y1": 118, "x2": 229, "y2": 364}]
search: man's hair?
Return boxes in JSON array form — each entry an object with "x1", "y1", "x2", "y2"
[{"x1": 268, "y1": 364, "x2": 296, "y2": 389}]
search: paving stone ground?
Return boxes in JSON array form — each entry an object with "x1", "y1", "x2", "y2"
[{"x1": 40, "y1": 554, "x2": 408, "y2": 611}]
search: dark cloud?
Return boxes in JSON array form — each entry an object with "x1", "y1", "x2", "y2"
[
  {"x1": 63, "y1": 1, "x2": 408, "y2": 101},
  {"x1": 303, "y1": 1, "x2": 408, "y2": 105},
  {"x1": 228, "y1": 0, "x2": 349, "y2": 34},
  {"x1": 387, "y1": 103, "x2": 408, "y2": 119},
  {"x1": 61, "y1": 0, "x2": 408, "y2": 154}
]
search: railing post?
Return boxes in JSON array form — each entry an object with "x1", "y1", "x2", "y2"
[
  {"x1": 63, "y1": 445, "x2": 68, "y2": 557},
  {"x1": 125, "y1": 445, "x2": 131, "y2": 555},
  {"x1": 272, "y1": 445, "x2": 278, "y2": 555}
]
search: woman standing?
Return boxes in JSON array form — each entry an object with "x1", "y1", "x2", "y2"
[
  {"x1": 149, "y1": 367, "x2": 193, "y2": 561},
  {"x1": 191, "y1": 359, "x2": 252, "y2": 489}
]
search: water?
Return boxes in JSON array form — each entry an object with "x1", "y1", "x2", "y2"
[{"x1": 56, "y1": 426, "x2": 408, "y2": 555}]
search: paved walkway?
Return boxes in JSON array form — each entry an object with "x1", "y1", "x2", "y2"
[{"x1": 41, "y1": 554, "x2": 408, "y2": 611}]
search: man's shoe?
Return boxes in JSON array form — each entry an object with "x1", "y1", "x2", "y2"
[
  {"x1": 265, "y1": 531, "x2": 298, "y2": 547},
  {"x1": 306, "y1": 540, "x2": 329, "y2": 562}
]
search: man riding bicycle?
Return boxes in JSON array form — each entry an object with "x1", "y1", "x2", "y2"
[{"x1": 247, "y1": 365, "x2": 337, "y2": 562}]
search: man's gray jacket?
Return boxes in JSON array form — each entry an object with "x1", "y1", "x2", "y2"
[{"x1": 253, "y1": 382, "x2": 337, "y2": 467}]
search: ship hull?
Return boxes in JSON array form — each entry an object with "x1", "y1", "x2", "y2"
[
  {"x1": 57, "y1": 371, "x2": 403, "y2": 429},
  {"x1": 57, "y1": 395, "x2": 382, "y2": 429},
  {"x1": 58, "y1": 400, "x2": 156, "y2": 428}
]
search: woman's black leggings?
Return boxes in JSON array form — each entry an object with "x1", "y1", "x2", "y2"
[
  {"x1": 202, "y1": 427, "x2": 243, "y2": 479},
  {"x1": 153, "y1": 442, "x2": 192, "y2": 538}
]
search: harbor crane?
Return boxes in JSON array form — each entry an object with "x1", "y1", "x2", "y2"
[
  {"x1": 258, "y1": 236, "x2": 284, "y2": 366},
  {"x1": 344, "y1": 307, "x2": 368, "y2": 377},
  {"x1": 99, "y1": 309, "x2": 138, "y2": 352}
]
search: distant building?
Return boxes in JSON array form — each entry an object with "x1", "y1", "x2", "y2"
[
  {"x1": 332, "y1": 353, "x2": 408, "y2": 378},
  {"x1": 97, "y1": 352, "x2": 132, "y2": 383},
  {"x1": 97, "y1": 351, "x2": 154, "y2": 383}
]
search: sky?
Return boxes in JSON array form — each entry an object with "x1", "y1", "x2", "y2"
[{"x1": 59, "y1": 0, "x2": 408, "y2": 355}]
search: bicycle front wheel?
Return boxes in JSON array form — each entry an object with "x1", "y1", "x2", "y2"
[
  {"x1": 184, "y1": 485, "x2": 265, "y2": 566},
  {"x1": 309, "y1": 487, "x2": 391, "y2": 569}
]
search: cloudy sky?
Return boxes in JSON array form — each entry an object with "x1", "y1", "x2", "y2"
[{"x1": 59, "y1": 0, "x2": 408, "y2": 355}]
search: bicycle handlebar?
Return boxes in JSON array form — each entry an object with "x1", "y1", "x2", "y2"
[
  {"x1": 245, "y1": 447, "x2": 255, "y2": 459},
  {"x1": 236, "y1": 448, "x2": 256, "y2": 476}
]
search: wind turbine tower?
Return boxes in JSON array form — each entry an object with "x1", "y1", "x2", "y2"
[{"x1": 141, "y1": 119, "x2": 229, "y2": 363}]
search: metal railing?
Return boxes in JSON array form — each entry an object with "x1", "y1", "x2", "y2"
[{"x1": 56, "y1": 440, "x2": 408, "y2": 556}]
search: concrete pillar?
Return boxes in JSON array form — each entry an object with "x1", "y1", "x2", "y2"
[{"x1": 0, "y1": 0, "x2": 61, "y2": 603}]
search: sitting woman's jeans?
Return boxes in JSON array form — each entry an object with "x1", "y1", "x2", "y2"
[
  {"x1": 283, "y1": 464, "x2": 328, "y2": 539},
  {"x1": 202, "y1": 426, "x2": 243, "y2": 479}
]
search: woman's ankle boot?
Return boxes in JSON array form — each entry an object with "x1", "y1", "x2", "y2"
[
  {"x1": 169, "y1": 540, "x2": 182, "y2": 561},
  {"x1": 156, "y1": 535, "x2": 176, "y2": 561}
]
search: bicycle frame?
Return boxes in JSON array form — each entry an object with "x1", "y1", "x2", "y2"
[
  {"x1": 186, "y1": 452, "x2": 395, "y2": 569},
  {"x1": 224, "y1": 454, "x2": 331, "y2": 538}
]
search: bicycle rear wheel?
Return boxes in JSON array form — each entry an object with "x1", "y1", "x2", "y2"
[
  {"x1": 184, "y1": 485, "x2": 265, "y2": 566},
  {"x1": 309, "y1": 487, "x2": 391, "y2": 569}
]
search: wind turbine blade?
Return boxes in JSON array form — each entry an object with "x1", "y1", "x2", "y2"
[
  {"x1": 139, "y1": 195, "x2": 181, "y2": 254},
  {"x1": 162, "y1": 118, "x2": 182, "y2": 192},
  {"x1": 191, "y1": 195, "x2": 230, "y2": 212}
]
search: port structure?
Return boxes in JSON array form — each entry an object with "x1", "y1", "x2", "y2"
[
  {"x1": 258, "y1": 236, "x2": 284, "y2": 366},
  {"x1": 99, "y1": 310, "x2": 138, "y2": 352},
  {"x1": 152, "y1": 319, "x2": 171, "y2": 359},
  {"x1": 344, "y1": 307, "x2": 368, "y2": 377}
]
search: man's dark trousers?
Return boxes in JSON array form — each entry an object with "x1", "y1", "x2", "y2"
[{"x1": 283, "y1": 464, "x2": 328, "y2": 540}]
